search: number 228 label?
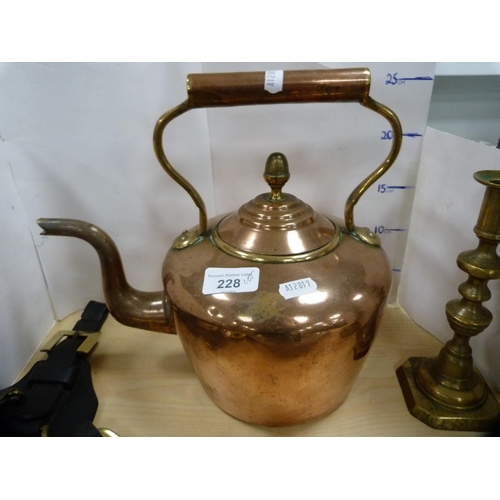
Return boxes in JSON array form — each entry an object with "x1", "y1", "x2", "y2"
[{"x1": 202, "y1": 267, "x2": 260, "y2": 295}]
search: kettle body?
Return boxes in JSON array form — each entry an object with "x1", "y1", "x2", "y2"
[{"x1": 164, "y1": 213, "x2": 391, "y2": 426}]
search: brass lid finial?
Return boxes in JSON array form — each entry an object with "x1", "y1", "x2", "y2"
[{"x1": 264, "y1": 152, "x2": 290, "y2": 202}]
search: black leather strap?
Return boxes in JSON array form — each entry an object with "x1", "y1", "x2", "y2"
[{"x1": 0, "y1": 301, "x2": 108, "y2": 437}]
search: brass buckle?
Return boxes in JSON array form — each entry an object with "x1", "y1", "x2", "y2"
[{"x1": 40, "y1": 330, "x2": 102, "y2": 356}]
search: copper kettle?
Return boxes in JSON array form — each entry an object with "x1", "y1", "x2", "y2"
[{"x1": 38, "y1": 68, "x2": 402, "y2": 426}]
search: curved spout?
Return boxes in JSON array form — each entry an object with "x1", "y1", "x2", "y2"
[{"x1": 37, "y1": 218, "x2": 173, "y2": 334}]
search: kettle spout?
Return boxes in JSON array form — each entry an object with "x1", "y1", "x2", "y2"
[{"x1": 37, "y1": 218, "x2": 173, "y2": 334}]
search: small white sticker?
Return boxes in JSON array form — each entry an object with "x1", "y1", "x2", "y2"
[
  {"x1": 264, "y1": 70, "x2": 283, "y2": 94},
  {"x1": 279, "y1": 277, "x2": 317, "y2": 300},
  {"x1": 202, "y1": 267, "x2": 260, "y2": 295}
]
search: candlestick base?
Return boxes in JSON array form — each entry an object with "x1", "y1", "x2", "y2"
[{"x1": 397, "y1": 357, "x2": 500, "y2": 432}]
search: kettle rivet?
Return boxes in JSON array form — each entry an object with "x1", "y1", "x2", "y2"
[{"x1": 264, "y1": 152, "x2": 290, "y2": 202}]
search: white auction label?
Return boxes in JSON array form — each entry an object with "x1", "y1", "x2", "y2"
[
  {"x1": 202, "y1": 267, "x2": 260, "y2": 295},
  {"x1": 264, "y1": 70, "x2": 283, "y2": 94},
  {"x1": 279, "y1": 277, "x2": 317, "y2": 299}
]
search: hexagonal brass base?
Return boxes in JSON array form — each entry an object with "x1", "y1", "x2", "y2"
[{"x1": 396, "y1": 357, "x2": 500, "y2": 432}]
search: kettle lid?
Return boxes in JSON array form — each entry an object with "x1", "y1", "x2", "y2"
[{"x1": 213, "y1": 153, "x2": 341, "y2": 263}]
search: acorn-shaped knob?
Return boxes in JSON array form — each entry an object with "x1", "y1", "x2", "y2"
[{"x1": 264, "y1": 152, "x2": 290, "y2": 202}]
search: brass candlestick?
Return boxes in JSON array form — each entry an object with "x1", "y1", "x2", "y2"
[{"x1": 397, "y1": 170, "x2": 500, "y2": 431}]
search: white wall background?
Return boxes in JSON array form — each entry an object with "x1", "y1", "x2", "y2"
[
  {"x1": 0, "y1": 62, "x2": 436, "y2": 386},
  {"x1": 1, "y1": 123, "x2": 54, "y2": 385}
]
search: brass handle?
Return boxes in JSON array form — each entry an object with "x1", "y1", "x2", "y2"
[{"x1": 154, "y1": 68, "x2": 402, "y2": 246}]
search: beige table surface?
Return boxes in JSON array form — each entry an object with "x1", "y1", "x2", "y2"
[{"x1": 24, "y1": 304, "x2": 493, "y2": 437}]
